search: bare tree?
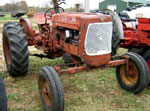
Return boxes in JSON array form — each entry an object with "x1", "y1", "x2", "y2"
[
  {"x1": 10, "y1": 0, "x2": 19, "y2": 11},
  {"x1": 19, "y1": 0, "x2": 29, "y2": 12},
  {"x1": 3, "y1": 0, "x2": 28, "y2": 13},
  {"x1": 3, "y1": 4, "x2": 11, "y2": 12},
  {"x1": 3, "y1": 0, "x2": 19, "y2": 12}
]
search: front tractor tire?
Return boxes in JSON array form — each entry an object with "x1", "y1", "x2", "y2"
[
  {"x1": 129, "y1": 49, "x2": 150, "y2": 84},
  {"x1": 0, "y1": 76, "x2": 7, "y2": 111},
  {"x1": 38, "y1": 66, "x2": 64, "y2": 111},
  {"x1": 116, "y1": 52, "x2": 149, "y2": 94},
  {"x1": 143, "y1": 50, "x2": 150, "y2": 83},
  {"x1": 3, "y1": 22, "x2": 29, "y2": 77}
]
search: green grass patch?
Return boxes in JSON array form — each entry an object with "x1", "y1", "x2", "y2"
[
  {"x1": 0, "y1": 14, "x2": 16, "y2": 20},
  {"x1": 1, "y1": 49, "x2": 150, "y2": 111},
  {"x1": 0, "y1": 14, "x2": 30, "y2": 24}
]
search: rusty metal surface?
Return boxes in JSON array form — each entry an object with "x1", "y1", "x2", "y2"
[
  {"x1": 120, "y1": 58, "x2": 138, "y2": 86},
  {"x1": 78, "y1": 14, "x2": 112, "y2": 66},
  {"x1": 106, "y1": 59, "x2": 126, "y2": 67},
  {"x1": 54, "y1": 58, "x2": 127, "y2": 75},
  {"x1": 33, "y1": 13, "x2": 52, "y2": 24},
  {"x1": 63, "y1": 43, "x2": 79, "y2": 56},
  {"x1": 20, "y1": 19, "x2": 35, "y2": 45},
  {"x1": 20, "y1": 19, "x2": 35, "y2": 37},
  {"x1": 52, "y1": 13, "x2": 111, "y2": 30},
  {"x1": 84, "y1": 54, "x2": 111, "y2": 67},
  {"x1": 22, "y1": 12, "x2": 114, "y2": 66},
  {"x1": 4, "y1": 35, "x2": 11, "y2": 65}
]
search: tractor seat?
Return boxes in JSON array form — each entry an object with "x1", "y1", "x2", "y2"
[{"x1": 121, "y1": 18, "x2": 137, "y2": 22}]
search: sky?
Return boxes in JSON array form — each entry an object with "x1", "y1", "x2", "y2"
[{"x1": 0, "y1": 0, "x2": 104, "y2": 10}]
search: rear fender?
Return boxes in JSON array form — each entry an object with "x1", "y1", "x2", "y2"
[
  {"x1": 20, "y1": 18, "x2": 35, "y2": 38},
  {"x1": 101, "y1": 9, "x2": 124, "y2": 40}
]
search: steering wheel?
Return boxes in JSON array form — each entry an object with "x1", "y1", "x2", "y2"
[
  {"x1": 44, "y1": 7, "x2": 64, "y2": 19},
  {"x1": 44, "y1": 8, "x2": 53, "y2": 19},
  {"x1": 44, "y1": 0, "x2": 66, "y2": 23}
]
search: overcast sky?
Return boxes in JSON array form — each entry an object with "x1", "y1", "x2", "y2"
[{"x1": 0, "y1": 0, "x2": 104, "y2": 10}]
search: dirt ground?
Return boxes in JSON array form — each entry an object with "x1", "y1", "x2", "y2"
[{"x1": 0, "y1": 25, "x2": 6, "y2": 72}]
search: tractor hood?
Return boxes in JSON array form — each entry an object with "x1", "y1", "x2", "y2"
[{"x1": 51, "y1": 12, "x2": 112, "y2": 30}]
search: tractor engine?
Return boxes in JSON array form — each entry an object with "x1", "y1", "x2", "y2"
[{"x1": 30, "y1": 13, "x2": 113, "y2": 67}]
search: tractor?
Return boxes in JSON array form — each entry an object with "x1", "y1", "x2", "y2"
[
  {"x1": 2, "y1": 0, "x2": 149, "y2": 111},
  {"x1": 119, "y1": 13, "x2": 150, "y2": 84}
]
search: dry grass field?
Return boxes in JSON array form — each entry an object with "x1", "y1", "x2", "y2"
[{"x1": 1, "y1": 15, "x2": 150, "y2": 111}]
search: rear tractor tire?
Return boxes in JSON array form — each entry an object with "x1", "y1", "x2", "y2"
[
  {"x1": 3, "y1": 22, "x2": 29, "y2": 77},
  {"x1": 116, "y1": 52, "x2": 149, "y2": 94},
  {"x1": 38, "y1": 66, "x2": 64, "y2": 111}
]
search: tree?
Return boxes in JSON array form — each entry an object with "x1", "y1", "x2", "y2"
[
  {"x1": 19, "y1": 0, "x2": 28, "y2": 12},
  {"x1": 3, "y1": 0, "x2": 28, "y2": 12},
  {"x1": 3, "y1": 2, "x2": 19, "y2": 12}
]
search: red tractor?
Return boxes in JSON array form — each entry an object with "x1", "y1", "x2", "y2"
[
  {"x1": 2, "y1": 1, "x2": 149, "y2": 111},
  {"x1": 120, "y1": 14, "x2": 150, "y2": 83}
]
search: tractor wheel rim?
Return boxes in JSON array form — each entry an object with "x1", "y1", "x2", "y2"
[
  {"x1": 146, "y1": 60, "x2": 150, "y2": 80},
  {"x1": 40, "y1": 77, "x2": 52, "y2": 108},
  {"x1": 4, "y1": 36, "x2": 11, "y2": 64},
  {"x1": 120, "y1": 62, "x2": 138, "y2": 86}
]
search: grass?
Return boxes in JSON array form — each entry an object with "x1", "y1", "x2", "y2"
[
  {"x1": 2, "y1": 56, "x2": 150, "y2": 111},
  {"x1": 0, "y1": 14, "x2": 18, "y2": 24},
  {"x1": 0, "y1": 14, "x2": 16, "y2": 20},
  {"x1": 1, "y1": 15, "x2": 150, "y2": 111},
  {"x1": 0, "y1": 14, "x2": 38, "y2": 33}
]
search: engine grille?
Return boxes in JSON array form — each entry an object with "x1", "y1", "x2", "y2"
[{"x1": 85, "y1": 22, "x2": 112, "y2": 56}]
